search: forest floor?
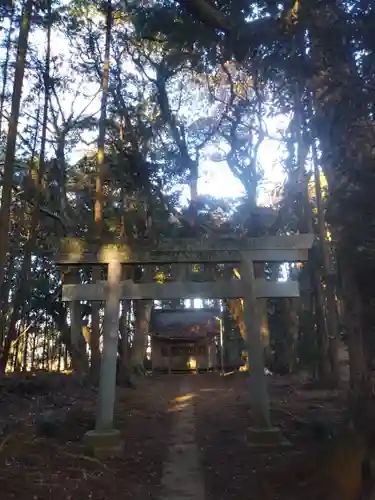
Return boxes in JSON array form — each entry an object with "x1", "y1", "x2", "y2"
[{"x1": 0, "y1": 371, "x2": 351, "y2": 500}]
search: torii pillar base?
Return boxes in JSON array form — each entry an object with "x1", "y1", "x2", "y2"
[
  {"x1": 247, "y1": 427, "x2": 290, "y2": 448},
  {"x1": 83, "y1": 429, "x2": 123, "y2": 459}
]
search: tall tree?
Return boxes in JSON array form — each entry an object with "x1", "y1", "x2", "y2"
[
  {"x1": 0, "y1": 0, "x2": 33, "y2": 299},
  {"x1": 91, "y1": 0, "x2": 113, "y2": 380},
  {"x1": 0, "y1": 0, "x2": 52, "y2": 373}
]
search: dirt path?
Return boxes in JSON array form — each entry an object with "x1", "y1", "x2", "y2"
[
  {"x1": 0, "y1": 372, "x2": 346, "y2": 500},
  {"x1": 160, "y1": 376, "x2": 205, "y2": 500}
]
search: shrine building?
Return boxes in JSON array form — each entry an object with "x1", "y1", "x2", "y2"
[{"x1": 150, "y1": 308, "x2": 220, "y2": 373}]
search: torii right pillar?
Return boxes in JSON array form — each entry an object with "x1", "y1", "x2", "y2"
[{"x1": 241, "y1": 253, "x2": 288, "y2": 446}]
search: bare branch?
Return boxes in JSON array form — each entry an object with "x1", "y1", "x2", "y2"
[{"x1": 51, "y1": 85, "x2": 66, "y2": 124}]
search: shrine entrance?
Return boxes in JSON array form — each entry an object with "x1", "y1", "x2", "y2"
[{"x1": 56, "y1": 233, "x2": 314, "y2": 455}]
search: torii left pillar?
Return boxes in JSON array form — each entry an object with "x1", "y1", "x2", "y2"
[{"x1": 84, "y1": 252, "x2": 123, "y2": 458}]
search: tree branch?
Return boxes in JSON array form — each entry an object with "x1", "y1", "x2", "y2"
[
  {"x1": 0, "y1": 171, "x2": 68, "y2": 233},
  {"x1": 178, "y1": 0, "x2": 232, "y2": 33}
]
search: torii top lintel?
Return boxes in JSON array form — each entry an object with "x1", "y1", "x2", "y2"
[{"x1": 55, "y1": 234, "x2": 315, "y2": 265}]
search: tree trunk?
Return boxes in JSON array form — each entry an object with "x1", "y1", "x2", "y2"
[
  {"x1": 22, "y1": 322, "x2": 29, "y2": 371},
  {"x1": 130, "y1": 299, "x2": 152, "y2": 374},
  {"x1": 119, "y1": 300, "x2": 130, "y2": 360},
  {"x1": 339, "y1": 264, "x2": 366, "y2": 391},
  {"x1": 117, "y1": 297, "x2": 131, "y2": 383},
  {"x1": 259, "y1": 298, "x2": 272, "y2": 367},
  {"x1": 90, "y1": 266, "x2": 101, "y2": 381},
  {"x1": 0, "y1": 0, "x2": 33, "y2": 295},
  {"x1": 90, "y1": 0, "x2": 112, "y2": 381},
  {"x1": 0, "y1": 12, "x2": 52, "y2": 374},
  {"x1": 1, "y1": 277, "x2": 30, "y2": 373},
  {"x1": 62, "y1": 269, "x2": 89, "y2": 374},
  {"x1": 189, "y1": 160, "x2": 199, "y2": 225},
  {"x1": 59, "y1": 318, "x2": 89, "y2": 373},
  {"x1": 57, "y1": 341, "x2": 63, "y2": 372},
  {"x1": 312, "y1": 141, "x2": 341, "y2": 386},
  {"x1": 312, "y1": 267, "x2": 331, "y2": 382},
  {"x1": 63, "y1": 344, "x2": 69, "y2": 371},
  {"x1": 42, "y1": 319, "x2": 48, "y2": 370},
  {"x1": 0, "y1": 3, "x2": 15, "y2": 136},
  {"x1": 306, "y1": 1, "x2": 371, "y2": 391},
  {"x1": 0, "y1": 254, "x2": 15, "y2": 348},
  {"x1": 13, "y1": 321, "x2": 22, "y2": 372},
  {"x1": 293, "y1": 92, "x2": 329, "y2": 379},
  {"x1": 281, "y1": 298, "x2": 299, "y2": 374},
  {"x1": 30, "y1": 333, "x2": 36, "y2": 370},
  {"x1": 0, "y1": 187, "x2": 29, "y2": 337},
  {"x1": 94, "y1": 0, "x2": 112, "y2": 237}
]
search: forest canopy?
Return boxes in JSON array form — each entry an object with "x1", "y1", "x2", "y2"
[{"x1": 0, "y1": 0, "x2": 374, "y2": 391}]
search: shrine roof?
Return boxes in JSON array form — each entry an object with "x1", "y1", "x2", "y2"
[{"x1": 150, "y1": 308, "x2": 220, "y2": 339}]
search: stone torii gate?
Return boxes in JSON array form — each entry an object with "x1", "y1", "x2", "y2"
[{"x1": 56, "y1": 233, "x2": 314, "y2": 455}]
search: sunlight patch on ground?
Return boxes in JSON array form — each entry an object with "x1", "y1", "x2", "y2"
[
  {"x1": 174, "y1": 393, "x2": 196, "y2": 403},
  {"x1": 169, "y1": 403, "x2": 191, "y2": 413},
  {"x1": 169, "y1": 393, "x2": 197, "y2": 413}
]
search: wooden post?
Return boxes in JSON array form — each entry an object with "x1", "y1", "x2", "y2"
[
  {"x1": 240, "y1": 254, "x2": 271, "y2": 428},
  {"x1": 95, "y1": 256, "x2": 122, "y2": 431}
]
